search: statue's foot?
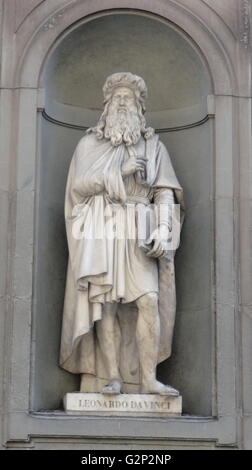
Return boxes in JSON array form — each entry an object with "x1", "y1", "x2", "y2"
[
  {"x1": 102, "y1": 379, "x2": 122, "y2": 395},
  {"x1": 141, "y1": 379, "x2": 179, "y2": 396}
]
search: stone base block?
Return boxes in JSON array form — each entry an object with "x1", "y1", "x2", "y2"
[{"x1": 63, "y1": 392, "x2": 182, "y2": 417}]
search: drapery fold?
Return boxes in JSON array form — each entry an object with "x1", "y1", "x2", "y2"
[{"x1": 60, "y1": 133, "x2": 184, "y2": 391}]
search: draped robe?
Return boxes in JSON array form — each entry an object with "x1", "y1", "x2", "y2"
[{"x1": 59, "y1": 132, "x2": 184, "y2": 392}]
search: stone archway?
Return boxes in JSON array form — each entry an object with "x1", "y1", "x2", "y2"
[
  {"x1": 33, "y1": 10, "x2": 213, "y2": 416},
  {"x1": 2, "y1": 0, "x2": 250, "y2": 449}
]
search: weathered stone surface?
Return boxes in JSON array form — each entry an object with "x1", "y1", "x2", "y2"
[
  {"x1": 14, "y1": 0, "x2": 45, "y2": 32},
  {"x1": 0, "y1": 0, "x2": 251, "y2": 451},
  {"x1": 202, "y1": 0, "x2": 239, "y2": 37}
]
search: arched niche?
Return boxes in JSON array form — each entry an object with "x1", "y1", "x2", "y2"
[
  {"x1": 44, "y1": 13, "x2": 211, "y2": 126},
  {"x1": 33, "y1": 11, "x2": 214, "y2": 415}
]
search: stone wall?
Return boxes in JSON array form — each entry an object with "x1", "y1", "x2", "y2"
[{"x1": 0, "y1": 0, "x2": 251, "y2": 449}]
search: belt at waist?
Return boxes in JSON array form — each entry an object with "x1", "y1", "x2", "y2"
[{"x1": 126, "y1": 195, "x2": 150, "y2": 205}]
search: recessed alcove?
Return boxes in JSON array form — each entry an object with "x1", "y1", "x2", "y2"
[{"x1": 33, "y1": 12, "x2": 214, "y2": 415}]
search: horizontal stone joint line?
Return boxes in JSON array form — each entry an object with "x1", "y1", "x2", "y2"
[{"x1": 41, "y1": 109, "x2": 211, "y2": 133}]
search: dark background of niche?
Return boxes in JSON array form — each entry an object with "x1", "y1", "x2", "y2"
[{"x1": 33, "y1": 13, "x2": 213, "y2": 415}]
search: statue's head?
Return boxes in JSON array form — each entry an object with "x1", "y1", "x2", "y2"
[{"x1": 88, "y1": 72, "x2": 154, "y2": 146}]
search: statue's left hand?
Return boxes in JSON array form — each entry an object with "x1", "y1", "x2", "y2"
[{"x1": 145, "y1": 224, "x2": 171, "y2": 258}]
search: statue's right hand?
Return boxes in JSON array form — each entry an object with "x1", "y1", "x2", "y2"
[{"x1": 121, "y1": 155, "x2": 147, "y2": 177}]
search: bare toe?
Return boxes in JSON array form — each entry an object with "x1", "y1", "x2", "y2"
[
  {"x1": 159, "y1": 385, "x2": 179, "y2": 396},
  {"x1": 141, "y1": 380, "x2": 179, "y2": 396}
]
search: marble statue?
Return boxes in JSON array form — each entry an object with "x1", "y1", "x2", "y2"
[{"x1": 60, "y1": 72, "x2": 184, "y2": 396}]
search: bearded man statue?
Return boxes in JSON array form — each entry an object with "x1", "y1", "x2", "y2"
[{"x1": 60, "y1": 72, "x2": 184, "y2": 396}]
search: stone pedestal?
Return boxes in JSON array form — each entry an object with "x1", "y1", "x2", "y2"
[{"x1": 63, "y1": 393, "x2": 182, "y2": 417}]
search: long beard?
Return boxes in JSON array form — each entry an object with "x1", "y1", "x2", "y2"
[{"x1": 104, "y1": 110, "x2": 142, "y2": 146}]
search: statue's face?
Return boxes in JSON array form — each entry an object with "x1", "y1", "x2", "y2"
[
  {"x1": 103, "y1": 85, "x2": 142, "y2": 146},
  {"x1": 109, "y1": 87, "x2": 137, "y2": 114}
]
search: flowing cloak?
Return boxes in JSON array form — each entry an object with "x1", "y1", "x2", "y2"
[{"x1": 59, "y1": 132, "x2": 184, "y2": 392}]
